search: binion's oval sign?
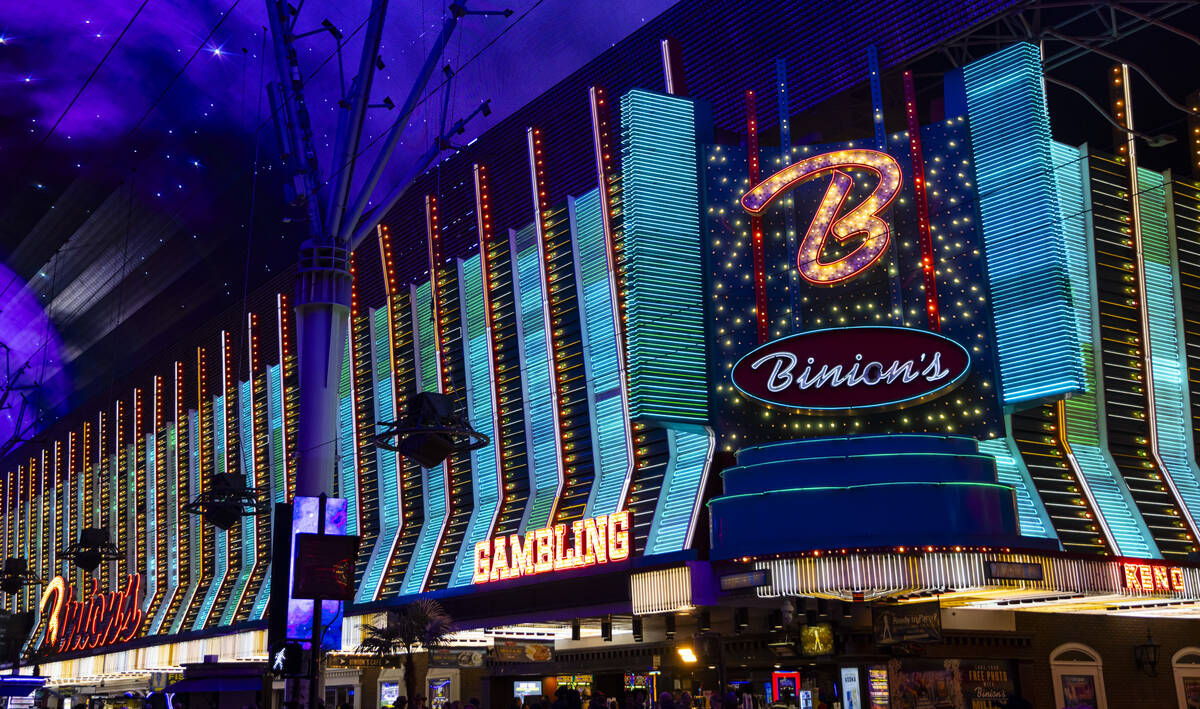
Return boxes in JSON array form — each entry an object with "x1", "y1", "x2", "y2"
[{"x1": 731, "y1": 326, "x2": 970, "y2": 413}]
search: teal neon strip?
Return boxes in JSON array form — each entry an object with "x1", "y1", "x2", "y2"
[
  {"x1": 1139, "y1": 167, "x2": 1200, "y2": 537},
  {"x1": 619, "y1": 89, "x2": 709, "y2": 422},
  {"x1": 171, "y1": 410, "x2": 201, "y2": 634},
  {"x1": 962, "y1": 42, "x2": 1086, "y2": 405},
  {"x1": 977, "y1": 434, "x2": 1055, "y2": 540},
  {"x1": 194, "y1": 396, "x2": 227, "y2": 630},
  {"x1": 338, "y1": 329, "x2": 358, "y2": 536},
  {"x1": 402, "y1": 281, "x2": 448, "y2": 595},
  {"x1": 572, "y1": 189, "x2": 632, "y2": 518},
  {"x1": 647, "y1": 426, "x2": 714, "y2": 555},
  {"x1": 221, "y1": 381, "x2": 257, "y2": 625},
  {"x1": 267, "y1": 364, "x2": 286, "y2": 504},
  {"x1": 1052, "y1": 142, "x2": 1158, "y2": 558},
  {"x1": 149, "y1": 423, "x2": 178, "y2": 633},
  {"x1": 514, "y1": 225, "x2": 558, "y2": 531},
  {"x1": 710, "y1": 479, "x2": 1019, "y2": 503},
  {"x1": 359, "y1": 307, "x2": 399, "y2": 602},
  {"x1": 144, "y1": 433, "x2": 157, "y2": 614},
  {"x1": 450, "y1": 255, "x2": 501, "y2": 587}
]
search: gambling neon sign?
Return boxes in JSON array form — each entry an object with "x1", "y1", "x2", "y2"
[
  {"x1": 473, "y1": 510, "x2": 631, "y2": 584},
  {"x1": 741, "y1": 148, "x2": 902, "y2": 285},
  {"x1": 38, "y1": 573, "x2": 144, "y2": 653},
  {"x1": 1122, "y1": 562, "x2": 1185, "y2": 594}
]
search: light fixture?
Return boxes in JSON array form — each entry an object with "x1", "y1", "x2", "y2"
[
  {"x1": 63, "y1": 528, "x2": 122, "y2": 572},
  {"x1": 184, "y1": 472, "x2": 270, "y2": 530},
  {"x1": 375, "y1": 393, "x2": 490, "y2": 467},
  {"x1": 0, "y1": 558, "x2": 42, "y2": 595},
  {"x1": 1135, "y1": 627, "x2": 1161, "y2": 677},
  {"x1": 677, "y1": 647, "x2": 697, "y2": 664}
]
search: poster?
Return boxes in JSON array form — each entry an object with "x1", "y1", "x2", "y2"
[
  {"x1": 1058, "y1": 674, "x2": 1097, "y2": 708},
  {"x1": 429, "y1": 647, "x2": 486, "y2": 668},
  {"x1": 960, "y1": 661, "x2": 1014, "y2": 709},
  {"x1": 380, "y1": 683, "x2": 400, "y2": 708},
  {"x1": 1184, "y1": 677, "x2": 1200, "y2": 709},
  {"x1": 874, "y1": 602, "x2": 942, "y2": 645},
  {"x1": 493, "y1": 639, "x2": 554, "y2": 662},
  {"x1": 841, "y1": 668, "x2": 862, "y2": 709},
  {"x1": 867, "y1": 666, "x2": 889, "y2": 709}
]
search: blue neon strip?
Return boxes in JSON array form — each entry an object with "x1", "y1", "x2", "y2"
[
  {"x1": 359, "y1": 307, "x2": 399, "y2": 602},
  {"x1": 144, "y1": 433, "x2": 157, "y2": 614},
  {"x1": 149, "y1": 423, "x2": 178, "y2": 633},
  {"x1": 171, "y1": 409, "x2": 201, "y2": 634},
  {"x1": 450, "y1": 255, "x2": 501, "y2": 587},
  {"x1": 514, "y1": 225, "x2": 558, "y2": 531},
  {"x1": 976, "y1": 434, "x2": 1055, "y2": 540},
  {"x1": 962, "y1": 42, "x2": 1086, "y2": 405},
  {"x1": 1051, "y1": 142, "x2": 1158, "y2": 558},
  {"x1": 572, "y1": 189, "x2": 631, "y2": 518},
  {"x1": 1139, "y1": 167, "x2": 1200, "y2": 536},
  {"x1": 646, "y1": 425, "x2": 715, "y2": 555},
  {"x1": 338, "y1": 329, "x2": 358, "y2": 536},
  {"x1": 220, "y1": 380, "x2": 257, "y2": 625},
  {"x1": 402, "y1": 281, "x2": 448, "y2": 595},
  {"x1": 619, "y1": 89, "x2": 709, "y2": 422}
]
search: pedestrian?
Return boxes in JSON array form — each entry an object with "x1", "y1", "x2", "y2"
[{"x1": 659, "y1": 693, "x2": 675, "y2": 709}]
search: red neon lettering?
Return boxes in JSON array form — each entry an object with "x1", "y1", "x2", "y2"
[
  {"x1": 38, "y1": 574, "x2": 143, "y2": 653},
  {"x1": 741, "y1": 149, "x2": 902, "y2": 285},
  {"x1": 1123, "y1": 563, "x2": 1186, "y2": 595},
  {"x1": 473, "y1": 511, "x2": 632, "y2": 584}
]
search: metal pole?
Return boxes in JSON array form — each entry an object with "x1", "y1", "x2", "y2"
[{"x1": 309, "y1": 493, "x2": 327, "y2": 709}]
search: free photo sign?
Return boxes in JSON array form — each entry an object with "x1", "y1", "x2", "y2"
[{"x1": 731, "y1": 326, "x2": 970, "y2": 413}]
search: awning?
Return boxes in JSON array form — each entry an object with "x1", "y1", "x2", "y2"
[
  {"x1": 165, "y1": 678, "x2": 263, "y2": 694},
  {"x1": 0, "y1": 677, "x2": 47, "y2": 697}
]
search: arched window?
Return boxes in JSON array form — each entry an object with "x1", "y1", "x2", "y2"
[
  {"x1": 1050, "y1": 642, "x2": 1107, "y2": 709},
  {"x1": 1172, "y1": 647, "x2": 1200, "y2": 709}
]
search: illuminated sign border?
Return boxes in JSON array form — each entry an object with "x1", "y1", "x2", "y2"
[
  {"x1": 472, "y1": 510, "x2": 630, "y2": 584},
  {"x1": 730, "y1": 326, "x2": 971, "y2": 414}
]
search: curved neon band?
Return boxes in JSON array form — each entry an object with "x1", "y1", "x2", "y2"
[{"x1": 741, "y1": 148, "x2": 902, "y2": 285}]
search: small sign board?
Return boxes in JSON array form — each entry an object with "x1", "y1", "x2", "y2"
[
  {"x1": 985, "y1": 561, "x2": 1044, "y2": 582},
  {"x1": 720, "y1": 569, "x2": 770, "y2": 591},
  {"x1": 873, "y1": 601, "x2": 941, "y2": 645}
]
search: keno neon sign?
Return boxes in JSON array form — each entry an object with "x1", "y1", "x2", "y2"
[
  {"x1": 1122, "y1": 562, "x2": 1185, "y2": 594},
  {"x1": 741, "y1": 148, "x2": 902, "y2": 285},
  {"x1": 473, "y1": 510, "x2": 630, "y2": 584},
  {"x1": 38, "y1": 573, "x2": 144, "y2": 653}
]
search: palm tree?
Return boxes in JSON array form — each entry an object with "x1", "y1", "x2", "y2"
[{"x1": 358, "y1": 599, "x2": 454, "y2": 705}]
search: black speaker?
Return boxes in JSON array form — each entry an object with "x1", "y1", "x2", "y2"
[
  {"x1": 571, "y1": 618, "x2": 581, "y2": 640},
  {"x1": 601, "y1": 616, "x2": 613, "y2": 642},
  {"x1": 698, "y1": 609, "x2": 711, "y2": 632},
  {"x1": 632, "y1": 616, "x2": 643, "y2": 642},
  {"x1": 664, "y1": 614, "x2": 676, "y2": 639}
]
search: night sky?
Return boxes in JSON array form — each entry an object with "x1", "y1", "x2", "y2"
[{"x1": 0, "y1": 0, "x2": 674, "y2": 433}]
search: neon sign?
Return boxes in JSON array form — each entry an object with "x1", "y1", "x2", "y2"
[
  {"x1": 1122, "y1": 562, "x2": 1185, "y2": 594},
  {"x1": 473, "y1": 510, "x2": 630, "y2": 584},
  {"x1": 741, "y1": 148, "x2": 902, "y2": 285},
  {"x1": 731, "y1": 326, "x2": 970, "y2": 412},
  {"x1": 38, "y1": 573, "x2": 143, "y2": 653}
]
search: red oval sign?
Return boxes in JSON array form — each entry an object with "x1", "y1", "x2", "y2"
[{"x1": 731, "y1": 326, "x2": 970, "y2": 413}]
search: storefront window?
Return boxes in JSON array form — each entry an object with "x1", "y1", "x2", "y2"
[
  {"x1": 1172, "y1": 647, "x2": 1200, "y2": 709},
  {"x1": 1050, "y1": 643, "x2": 1107, "y2": 709}
]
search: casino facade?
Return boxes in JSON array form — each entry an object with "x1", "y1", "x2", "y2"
[{"x1": 5, "y1": 2, "x2": 1200, "y2": 709}]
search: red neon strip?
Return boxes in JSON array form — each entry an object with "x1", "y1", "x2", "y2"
[
  {"x1": 902, "y1": 70, "x2": 940, "y2": 331},
  {"x1": 745, "y1": 90, "x2": 769, "y2": 344}
]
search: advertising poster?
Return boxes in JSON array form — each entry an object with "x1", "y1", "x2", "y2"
[
  {"x1": 840, "y1": 668, "x2": 862, "y2": 709},
  {"x1": 1058, "y1": 674, "x2": 1097, "y2": 708},
  {"x1": 960, "y1": 661, "x2": 1015, "y2": 709},
  {"x1": 493, "y1": 639, "x2": 554, "y2": 662},
  {"x1": 429, "y1": 647, "x2": 486, "y2": 668},
  {"x1": 380, "y1": 683, "x2": 401, "y2": 708},
  {"x1": 1183, "y1": 677, "x2": 1200, "y2": 709},
  {"x1": 874, "y1": 602, "x2": 943, "y2": 645},
  {"x1": 868, "y1": 666, "x2": 890, "y2": 709}
]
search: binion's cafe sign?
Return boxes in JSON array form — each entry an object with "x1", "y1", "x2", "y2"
[{"x1": 733, "y1": 148, "x2": 970, "y2": 413}]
